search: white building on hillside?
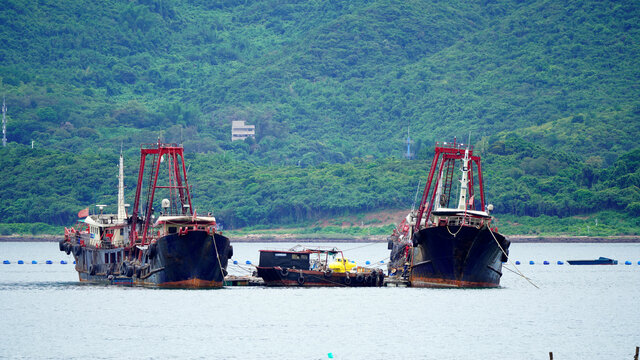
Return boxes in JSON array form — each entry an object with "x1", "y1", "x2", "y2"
[{"x1": 231, "y1": 120, "x2": 255, "y2": 141}]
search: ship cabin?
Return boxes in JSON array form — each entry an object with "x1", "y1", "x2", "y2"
[
  {"x1": 429, "y1": 208, "x2": 491, "y2": 229},
  {"x1": 153, "y1": 215, "x2": 218, "y2": 236},
  {"x1": 83, "y1": 214, "x2": 130, "y2": 248},
  {"x1": 259, "y1": 248, "x2": 351, "y2": 272},
  {"x1": 259, "y1": 250, "x2": 312, "y2": 270}
]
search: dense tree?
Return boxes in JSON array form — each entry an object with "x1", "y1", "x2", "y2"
[{"x1": 0, "y1": 0, "x2": 638, "y2": 234}]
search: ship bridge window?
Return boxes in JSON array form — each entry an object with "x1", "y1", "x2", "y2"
[
  {"x1": 274, "y1": 253, "x2": 287, "y2": 257},
  {"x1": 168, "y1": 227, "x2": 177, "y2": 234}
]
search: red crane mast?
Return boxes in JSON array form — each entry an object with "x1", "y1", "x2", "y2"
[
  {"x1": 413, "y1": 140, "x2": 486, "y2": 233},
  {"x1": 129, "y1": 141, "x2": 193, "y2": 246}
]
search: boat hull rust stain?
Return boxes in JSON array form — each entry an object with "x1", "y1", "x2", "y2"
[{"x1": 73, "y1": 230, "x2": 230, "y2": 288}]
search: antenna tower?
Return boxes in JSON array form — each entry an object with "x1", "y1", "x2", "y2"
[{"x1": 405, "y1": 126, "x2": 414, "y2": 159}]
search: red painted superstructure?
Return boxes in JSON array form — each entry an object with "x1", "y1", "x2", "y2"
[
  {"x1": 130, "y1": 141, "x2": 194, "y2": 246},
  {"x1": 414, "y1": 139, "x2": 485, "y2": 233}
]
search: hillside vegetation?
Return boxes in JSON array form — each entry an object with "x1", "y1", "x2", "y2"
[{"x1": 0, "y1": 0, "x2": 639, "y2": 235}]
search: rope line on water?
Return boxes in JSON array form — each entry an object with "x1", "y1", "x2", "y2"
[
  {"x1": 342, "y1": 242, "x2": 381, "y2": 252},
  {"x1": 229, "y1": 264, "x2": 254, "y2": 274},
  {"x1": 364, "y1": 256, "x2": 390, "y2": 270},
  {"x1": 488, "y1": 227, "x2": 539, "y2": 289},
  {"x1": 502, "y1": 264, "x2": 536, "y2": 283}
]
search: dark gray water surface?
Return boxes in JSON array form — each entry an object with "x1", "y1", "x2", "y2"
[{"x1": 1, "y1": 242, "x2": 639, "y2": 359}]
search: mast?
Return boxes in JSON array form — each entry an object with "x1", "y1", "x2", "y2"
[
  {"x1": 2, "y1": 97, "x2": 6, "y2": 147},
  {"x1": 433, "y1": 168, "x2": 444, "y2": 210},
  {"x1": 117, "y1": 149, "x2": 126, "y2": 222},
  {"x1": 414, "y1": 140, "x2": 484, "y2": 232},
  {"x1": 457, "y1": 148, "x2": 470, "y2": 210}
]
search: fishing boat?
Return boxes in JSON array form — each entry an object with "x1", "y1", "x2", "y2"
[
  {"x1": 58, "y1": 142, "x2": 232, "y2": 288},
  {"x1": 256, "y1": 247, "x2": 384, "y2": 287},
  {"x1": 567, "y1": 257, "x2": 618, "y2": 265},
  {"x1": 388, "y1": 139, "x2": 510, "y2": 288}
]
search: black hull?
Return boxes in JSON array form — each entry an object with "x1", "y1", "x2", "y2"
[
  {"x1": 257, "y1": 267, "x2": 384, "y2": 287},
  {"x1": 410, "y1": 225, "x2": 510, "y2": 288},
  {"x1": 72, "y1": 231, "x2": 231, "y2": 288}
]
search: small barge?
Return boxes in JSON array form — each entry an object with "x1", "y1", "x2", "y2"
[{"x1": 256, "y1": 247, "x2": 384, "y2": 287}]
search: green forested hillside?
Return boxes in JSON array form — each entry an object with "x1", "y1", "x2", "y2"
[{"x1": 0, "y1": 0, "x2": 639, "y2": 234}]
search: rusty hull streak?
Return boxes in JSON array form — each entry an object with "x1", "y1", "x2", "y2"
[
  {"x1": 157, "y1": 278, "x2": 224, "y2": 288},
  {"x1": 410, "y1": 276, "x2": 500, "y2": 288}
]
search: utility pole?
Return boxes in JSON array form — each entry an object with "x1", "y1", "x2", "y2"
[{"x1": 2, "y1": 97, "x2": 6, "y2": 147}]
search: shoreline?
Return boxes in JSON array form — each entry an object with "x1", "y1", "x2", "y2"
[{"x1": 1, "y1": 234, "x2": 639, "y2": 243}]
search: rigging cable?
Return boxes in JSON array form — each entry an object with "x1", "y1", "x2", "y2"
[
  {"x1": 212, "y1": 234, "x2": 226, "y2": 280},
  {"x1": 488, "y1": 227, "x2": 539, "y2": 289},
  {"x1": 341, "y1": 242, "x2": 381, "y2": 252}
]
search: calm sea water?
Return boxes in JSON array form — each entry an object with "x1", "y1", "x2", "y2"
[{"x1": 0, "y1": 241, "x2": 639, "y2": 360}]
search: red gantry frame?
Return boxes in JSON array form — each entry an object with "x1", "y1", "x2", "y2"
[
  {"x1": 413, "y1": 140, "x2": 486, "y2": 233},
  {"x1": 130, "y1": 141, "x2": 193, "y2": 246}
]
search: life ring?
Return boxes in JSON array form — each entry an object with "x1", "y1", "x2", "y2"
[
  {"x1": 64, "y1": 243, "x2": 72, "y2": 255},
  {"x1": 365, "y1": 275, "x2": 372, "y2": 283},
  {"x1": 356, "y1": 274, "x2": 364, "y2": 283},
  {"x1": 297, "y1": 275, "x2": 305, "y2": 285},
  {"x1": 279, "y1": 267, "x2": 289, "y2": 277},
  {"x1": 344, "y1": 274, "x2": 351, "y2": 285},
  {"x1": 323, "y1": 269, "x2": 332, "y2": 278}
]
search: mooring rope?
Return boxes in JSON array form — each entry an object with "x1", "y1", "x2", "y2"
[
  {"x1": 342, "y1": 242, "x2": 381, "y2": 252},
  {"x1": 502, "y1": 264, "x2": 535, "y2": 283},
  {"x1": 212, "y1": 235, "x2": 226, "y2": 278},
  {"x1": 488, "y1": 227, "x2": 539, "y2": 289},
  {"x1": 364, "y1": 256, "x2": 390, "y2": 270},
  {"x1": 228, "y1": 263, "x2": 254, "y2": 274}
]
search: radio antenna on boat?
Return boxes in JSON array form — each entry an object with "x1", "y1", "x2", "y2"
[{"x1": 411, "y1": 179, "x2": 421, "y2": 213}]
